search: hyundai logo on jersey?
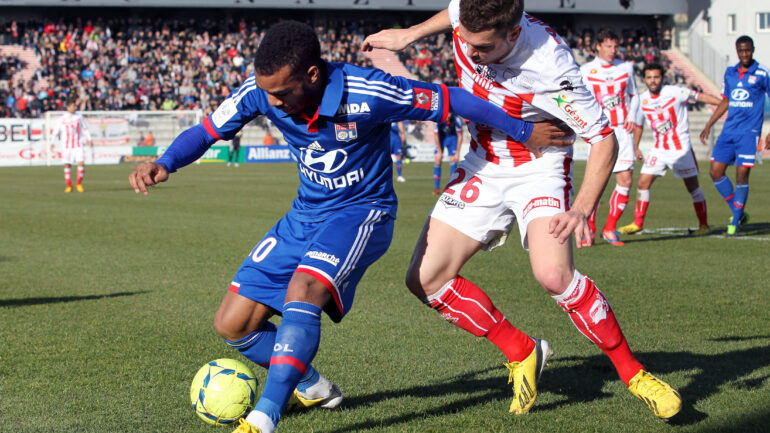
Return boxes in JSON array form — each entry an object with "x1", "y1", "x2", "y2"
[
  {"x1": 300, "y1": 148, "x2": 348, "y2": 173},
  {"x1": 731, "y1": 89, "x2": 750, "y2": 101}
]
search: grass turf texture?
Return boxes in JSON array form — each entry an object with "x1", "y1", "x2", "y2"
[{"x1": 1, "y1": 161, "x2": 768, "y2": 433}]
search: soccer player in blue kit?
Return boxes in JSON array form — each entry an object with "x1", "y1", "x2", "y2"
[
  {"x1": 700, "y1": 35, "x2": 770, "y2": 235},
  {"x1": 432, "y1": 112, "x2": 463, "y2": 194},
  {"x1": 390, "y1": 121, "x2": 406, "y2": 182},
  {"x1": 128, "y1": 21, "x2": 570, "y2": 433}
]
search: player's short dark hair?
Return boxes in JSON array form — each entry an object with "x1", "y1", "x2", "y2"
[
  {"x1": 643, "y1": 63, "x2": 665, "y2": 76},
  {"x1": 459, "y1": 0, "x2": 524, "y2": 34},
  {"x1": 735, "y1": 35, "x2": 754, "y2": 48},
  {"x1": 254, "y1": 20, "x2": 321, "y2": 77},
  {"x1": 595, "y1": 29, "x2": 619, "y2": 44}
]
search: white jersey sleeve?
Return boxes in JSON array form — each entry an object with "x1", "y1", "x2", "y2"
[{"x1": 500, "y1": 38, "x2": 612, "y2": 144}]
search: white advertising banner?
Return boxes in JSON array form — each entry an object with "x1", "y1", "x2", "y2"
[
  {"x1": 0, "y1": 119, "x2": 46, "y2": 167},
  {"x1": 0, "y1": 118, "x2": 132, "y2": 166}
]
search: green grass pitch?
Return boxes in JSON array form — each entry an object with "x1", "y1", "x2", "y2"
[{"x1": 1, "y1": 160, "x2": 768, "y2": 432}]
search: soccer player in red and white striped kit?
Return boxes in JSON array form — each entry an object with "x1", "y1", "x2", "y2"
[
  {"x1": 580, "y1": 29, "x2": 641, "y2": 246},
  {"x1": 364, "y1": 0, "x2": 681, "y2": 420},
  {"x1": 51, "y1": 98, "x2": 92, "y2": 193}
]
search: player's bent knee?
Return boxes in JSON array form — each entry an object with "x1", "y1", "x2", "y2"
[{"x1": 533, "y1": 268, "x2": 572, "y2": 296}]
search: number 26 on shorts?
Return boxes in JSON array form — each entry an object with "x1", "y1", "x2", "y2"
[{"x1": 444, "y1": 168, "x2": 482, "y2": 204}]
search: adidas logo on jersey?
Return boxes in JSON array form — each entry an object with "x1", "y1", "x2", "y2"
[
  {"x1": 337, "y1": 102, "x2": 371, "y2": 115},
  {"x1": 307, "y1": 141, "x2": 325, "y2": 152}
]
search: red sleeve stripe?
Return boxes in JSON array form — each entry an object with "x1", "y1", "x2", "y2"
[
  {"x1": 439, "y1": 83, "x2": 450, "y2": 123},
  {"x1": 202, "y1": 116, "x2": 222, "y2": 140}
]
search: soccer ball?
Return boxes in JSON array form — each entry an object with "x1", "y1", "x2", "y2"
[{"x1": 190, "y1": 358, "x2": 258, "y2": 426}]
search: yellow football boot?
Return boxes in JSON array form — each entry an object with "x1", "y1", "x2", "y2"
[
  {"x1": 690, "y1": 225, "x2": 710, "y2": 236},
  {"x1": 231, "y1": 418, "x2": 261, "y2": 433},
  {"x1": 505, "y1": 337, "x2": 553, "y2": 415},
  {"x1": 286, "y1": 376, "x2": 343, "y2": 411},
  {"x1": 618, "y1": 222, "x2": 642, "y2": 235},
  {"x1": 76, "y1": 184, "x2": 84, "y2": 193},
  {"x1": 64, "y1": 186, "x2": 72, "y2": 193},
  {"x1": 627, "y1": 370, "x2": 682, "y2": 419}
]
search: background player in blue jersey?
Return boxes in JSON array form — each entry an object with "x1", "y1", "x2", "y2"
[
  {"x1": 700, "y1": 35, "x2": 770, "y2": 235},
  {"x1": 432, "y1": 113, "x2": 463, "y2": 194},
  {"x1": 390, "y1": 121, "x2": 406, "y2": 182},
  {"x1": 128, "y1": 21, "x2": 570, "y2": 433}
]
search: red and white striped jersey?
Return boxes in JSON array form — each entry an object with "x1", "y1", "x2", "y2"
[
  {"x1": 580, "y1": 57, "x2": 638, "y2": 128},
  {"x1": 51, "y1": 112, "x2": 91, "y2": 150},
  {"x1": 448, "y1": 1, "x2": 612, "y2": 168},
  {"x1": 634, "y1": 85, "x2": 699, "y2": 151}
]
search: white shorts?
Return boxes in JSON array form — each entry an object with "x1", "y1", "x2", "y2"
[
  {"x1": 62, "y1": 146, "x2": 85, "y2": 165},
  {"x1": 586, "y1": 126, "x2": 634, "y2": 172},
  {"x1": 641, "y1": 147, "x2": 699, "y2": 178},
  {"x1": 612, "y1": 126, "x2": 635, "y2": 172},
  {"x1": 430, "y1": 154, "x2": 573, "y2": 251}
]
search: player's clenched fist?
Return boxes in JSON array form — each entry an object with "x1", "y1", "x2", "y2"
[{"x1": 129, "y1": 162, "x2": 169, "y2": 195}]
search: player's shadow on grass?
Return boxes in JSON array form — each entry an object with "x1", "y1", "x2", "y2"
[
  {"x1": 0, "y1": 291, "x2": 149, "y2": 307},
  {"x1": 327, "y1": 340, "x2": 770, "y2": 432},
  {"x1": 736, "y1": 222, "x2": 770, "y2": 236}
]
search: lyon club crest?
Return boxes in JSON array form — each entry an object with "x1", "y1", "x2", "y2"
[{"x1": 335, "y1": 122, "x2": 358, "y2": 142}]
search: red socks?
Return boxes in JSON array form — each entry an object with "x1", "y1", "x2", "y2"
[
  {"x1": 553, "y1": 271, "x2": 643, "y2": 385},
  {"x1": 427, "y1": 276, "x2": 534, "y2": 362},
  {"x1": 604, "y1": 186, "x2": 630, "y2": 231}
]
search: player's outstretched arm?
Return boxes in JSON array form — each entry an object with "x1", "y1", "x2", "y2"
[
  {"x1": 362, "y1": 9, "x2": 450, "y2": 52},
  {"x1": 129, "y1": 162, "x2": 169, "y2": 195},
  {"x1": 696, "y1": 92, "x2": 724, "y2": 106},
  {"x1": 550, "y1": 134, "x2": 618, "y2": 247},
  {"x1": 445, "y1": 87, "x2": 572, "y2": 150},
  {"x1": 699, "y1": 97, "x2": 728, "y2": 146}
]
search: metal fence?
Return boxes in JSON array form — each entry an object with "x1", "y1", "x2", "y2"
[{"x1": 689, "y1": 32, "x2": 729, "y2": 89}]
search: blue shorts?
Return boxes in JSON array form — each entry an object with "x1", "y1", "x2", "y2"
[
  {"x1": 711, "y1": 133, "x2": 759, "y2": 167},
  {"x1": 436, "y1": 135, "x2": 458, "y2": 157},
  {"x1": 230, "y1": 206, "x2": 394, "y2": 323},
  {"x1": 389, "y1": 133, "x2": 402, "y2": 156}
]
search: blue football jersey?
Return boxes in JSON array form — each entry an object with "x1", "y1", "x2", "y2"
[
  {"x1": 721, "y1": 61, "x2": 770, "y2": 135},
  {"x1": 201, "y1": 61, "x2": 450, "y2": 221}
]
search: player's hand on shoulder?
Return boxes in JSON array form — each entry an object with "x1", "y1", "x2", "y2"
[
  {"x1": 525, "y1": 120, "x2": 573, "y2": 157},
  {"x1": 362, "y1": 29, "x2": 413, "y2": 52},
  {"x1": 549, "y1": 209, "x2": 590, "y2": 247},
  {"x1": 129, "y1": 162, "x2": 169, "y2": 195}
]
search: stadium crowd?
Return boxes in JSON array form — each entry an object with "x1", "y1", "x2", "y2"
[
  {"x1": 0, "y1": 14, "x2": 693, "y2": 119},
  {"x1": 0, "y1": 16, "x2": 373, "y2": 118}
]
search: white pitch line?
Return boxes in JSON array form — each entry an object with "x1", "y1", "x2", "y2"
[{"x1": 635, "y1": 227, "x2": 770, "y2": 242}]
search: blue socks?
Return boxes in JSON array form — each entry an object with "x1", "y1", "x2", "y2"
[
  {"x1": 733, "y1": 183, "x2": 748, "y2": 224},
  {"x1": 224, "y1": 322, "x2": 278, "y2": 368},
  {"x1": 433, "y1": 165, "x2": 441, "y2": 189},
  {"x1": 252, "y1": 301, "x2": 322, "y2": 426},
  {"x1": 395, "y1": 159, "x2": 402, "y2": 177},
  {"x1": 713, "y1": 176, "x2": 736, "y2": 213},
  {"x1": 450, "y1": 161, "x2": 457, "y2": 177}
]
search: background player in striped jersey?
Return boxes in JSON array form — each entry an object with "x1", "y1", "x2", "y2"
[
  {"x1": 364, "y1": 0, "x2": 680, "y2": 420},
  {"x1": 580, "y1": 29, "x2": 641, "y2": 246},
  {"x1": 129, "y1": 21, "x2": 568, "y2": 433},
  {"x1": 390, "y1": 121, "x2": 406, "y2": 182},
  {"x1": 51, "y1": 98, "x2": 92, "y2": 193},
  {"x1": 432, "y1": 112, "x2": 463, "y2": 194},
  {"x1": 618, "y1": 63, "x2": 723, "y2": 235},
  {"x1": 699, "y1": 35, "x2": 770, "y2": 236}
]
